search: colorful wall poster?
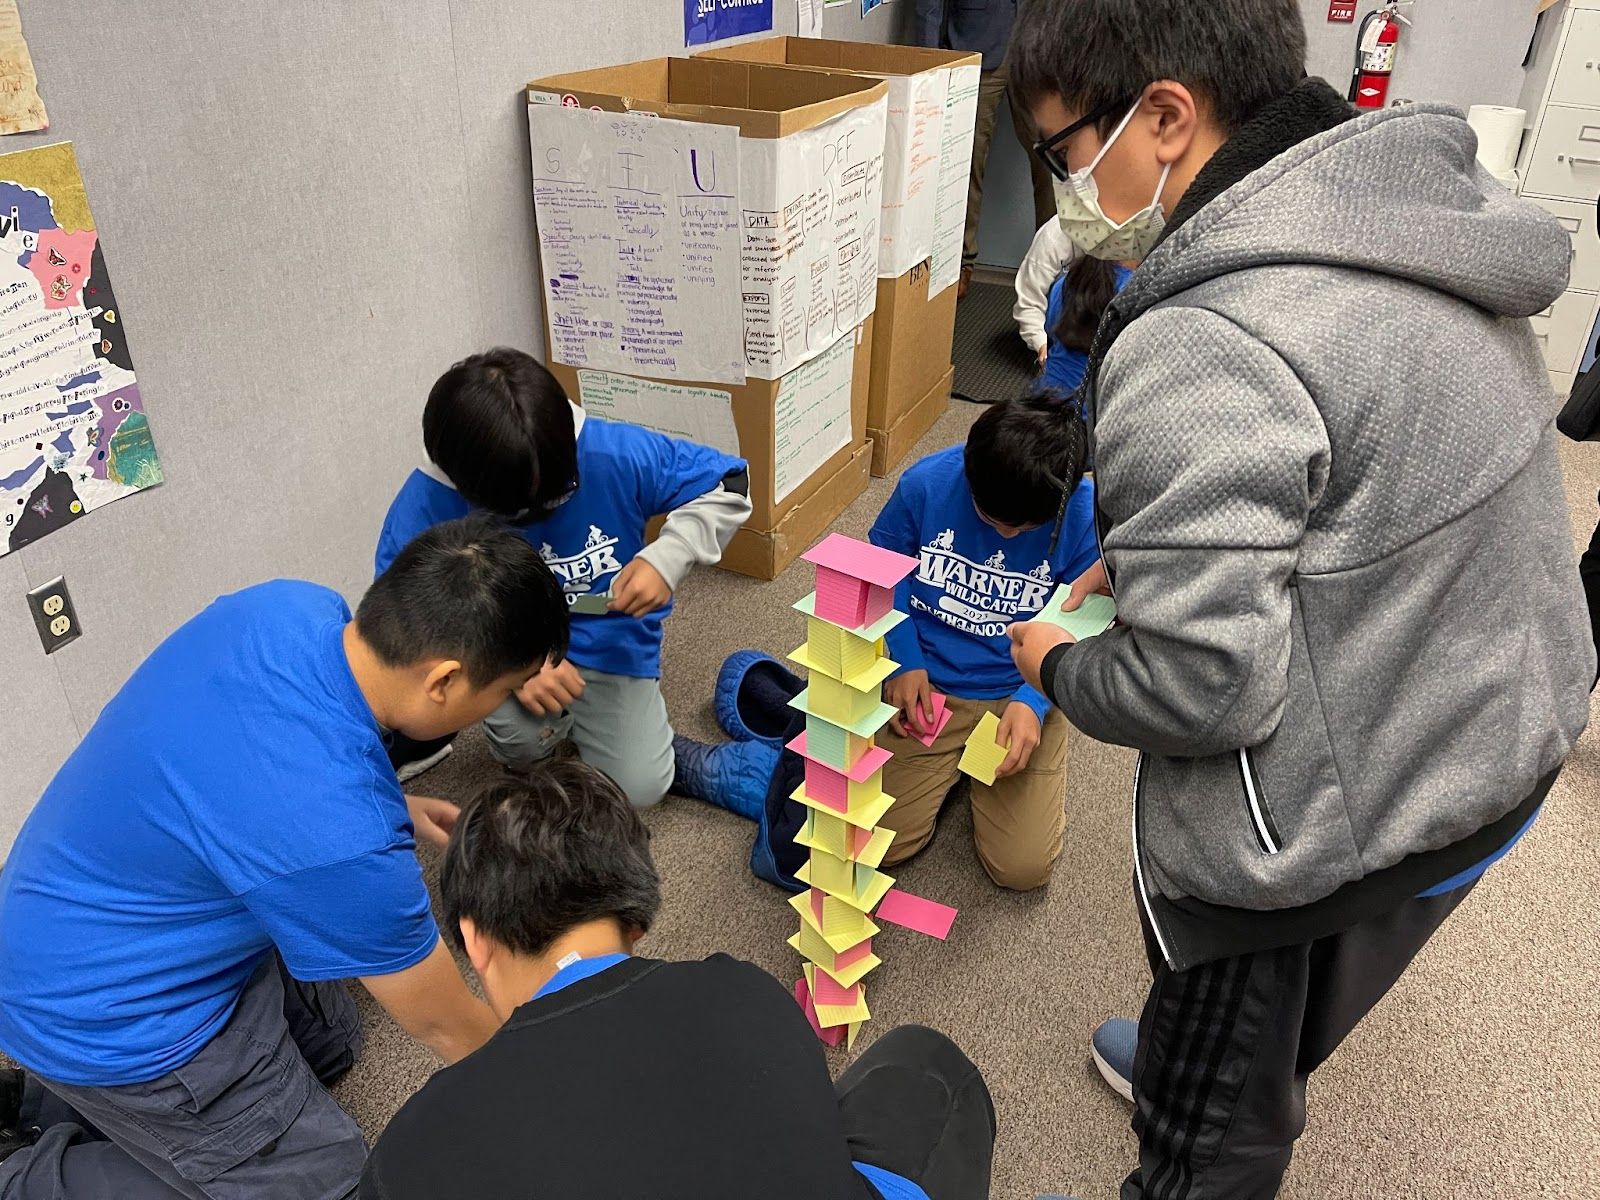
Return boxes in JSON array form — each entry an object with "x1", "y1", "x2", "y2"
[
  {"x1": 685, "y1": 0, "x2": 774, "y2": 47},
  {"x1": 0, "y1": 2, "x2": 46, "y2": 137},
  {"x1": 0, "y1": 143, "x2": 159, "y2": 555}
]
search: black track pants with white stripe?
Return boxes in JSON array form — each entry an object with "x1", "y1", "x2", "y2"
[{"x1": 1121, "y1": 881, "x2": 1476, "y2": 1199}]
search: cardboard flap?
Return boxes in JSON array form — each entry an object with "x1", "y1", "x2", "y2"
[
  {"x1": 530, "y1": 57, "x2": 886, "y2": 138},
  {"x1": 698, "y1": 36, "x2": 982, "y2": 78}
]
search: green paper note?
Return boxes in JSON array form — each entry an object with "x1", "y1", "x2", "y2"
[
  {"x1": 1032, "y1": 585, "x2": 1116, "y2": 641},
  {"x1": 569, "y1": 590, "x2": 613, "y2": 615}
]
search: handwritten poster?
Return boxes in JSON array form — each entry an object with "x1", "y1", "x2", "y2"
[
  {"x1": 529, "y1": 106, "x2": 745, "y2": 384},
  {"x1": 0, "y1": 143, "x2": 159, "y2": 555},
  {"x1": 774, "y1": 328, "x2": 855, "y2": 503},
  {"x1": 878, "y1": 69, "x2": 947, "y2": 278},
  {"x1": 577, "y1": 369, "x2": 740, "y2": 456},
  {"x1": 930, "y1": 64, "x2": 981, "y2": 297},
  {"x1": 0, "y1": 2, "x2": 45, "y2": 137},
  {"x1": 739, "y1": 95, "x2": 886, "y2": 380},
  {"x1": 685, "y1": 0, "x2": 774, "y2": 47}
]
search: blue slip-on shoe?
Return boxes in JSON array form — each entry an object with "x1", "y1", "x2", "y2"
[{"x1": 1091, "y1": 1017, "x2": 1137, "y2": 1103}]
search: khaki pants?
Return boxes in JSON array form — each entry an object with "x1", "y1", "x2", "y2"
[
  {"x1": 965, "y1": 66, "x2": 1057, "y2": 265},
  {"x1": 879, "y1": 695, "x2": 1068, "y2": 891}
]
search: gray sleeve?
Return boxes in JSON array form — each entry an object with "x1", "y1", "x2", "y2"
[
  {"x1": 1044, "y1": 306, "x2": 1330, "y2": 757},
  {"x1": 634, "y1": 469, "x2": 753, "y2": 590}
]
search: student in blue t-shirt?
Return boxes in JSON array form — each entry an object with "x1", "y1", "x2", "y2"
[
  {"x1": 362, "y1": 759, "x2": 995, "y2": 1200},
  {"x1": 0, "y1": 517, "x2": 569, "y2": 1198},
  {"x1": 1037, "y1": 257, "x2": 1134, "y2": 397},
  {"x1": 376, "y1": 348, "x2": 752, "y2": 808},
  {"x1": 868, "y1": 396, "x2": 1098, "y2": 891}
]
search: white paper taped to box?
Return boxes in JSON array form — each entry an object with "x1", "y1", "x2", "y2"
[
  {"x1": 528, "y1": 107, "x2": 747, "y2": 385},
  {"x1": 738, "y1": 95, "x2": 888, "y2": 380}
]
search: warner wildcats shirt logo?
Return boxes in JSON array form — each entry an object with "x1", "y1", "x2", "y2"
[
  {"x1": 914, "y1": 529, "x2": 1055, "y2": 638},
  {"x1": 867, "y1": 447, "x2": 1098, "y2": 706},
  {"x1": 541, "y1": 525, "x2": 623, "y2": 600}
]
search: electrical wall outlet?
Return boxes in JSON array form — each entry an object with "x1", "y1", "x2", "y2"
[{"x1": 26, "y1": 576, "x2": 81, "y2": 654}]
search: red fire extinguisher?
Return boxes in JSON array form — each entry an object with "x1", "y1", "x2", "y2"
[{"x1": 1348, "y1": 2, "x2": 1412, "y2": 109}]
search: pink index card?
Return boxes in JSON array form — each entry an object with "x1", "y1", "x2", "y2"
[
  {"x1": 909, "y1": 693, "x2": 950, "y2": 747},
  {"x1": 802, "y1": 533, "x2": 919, "y2": 590},
  {"x1": 836, "y1": 938, "x2": 875, "y2": 969},
  {"x1": 875, "y1": 888, "x2": 959, "y2": 940},
  {"x1": 790, "y1": 734, "x2": 893, "y2": 782},
  {"x1": 795, "y1": 978, "x2": 844, "y2": 1047},
  {"x1": 811, "y1": 969, "x2": 861, "y2": 1009},
  {"x1": 914, "y1": 707, "x2": 953, "y2": 748}
]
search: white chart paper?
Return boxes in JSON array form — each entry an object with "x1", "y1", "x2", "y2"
[
  {"x1": 577, "y1": 369, "x2": 740, "y2": 456},
  {"x1": 529, "y1": 106, "x2": 745, "y2": 383},
  {"x1": 797, "y1": 0, "x2": 824, "y2": 37},
  {"x1": 929, "y1": 64, "x2": 981, "y2": 298},
  {"x1": 773, "y1": 328, "x2": 856, "y2": 502},
  {"x1": 739, "y1": 96, "x2": 886, "y2": 380},
  {"x1": 878, "y1": 69, "x2": 947, "y2": 277}
]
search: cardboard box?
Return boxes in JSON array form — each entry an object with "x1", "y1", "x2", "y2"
[
  {"x1": 693, "y1": 39, "x2": 977, "y2": 476},
  {"x1": 528, "y1": 58, "x2": 889, "y2": 575},
  {"x1": 871, "y1": 362, "x2": 952, "y2": 478},
  {"x1": 695, "y1": 37, "x2": 981, "y2": 278},
  {"x1": 718, "y1": 442, "x2": 872, "y2": 580},
  {"x1": 867, "y1": 260, "x2": 956, "y2": 475},
  {"x1": 645, "y1": 441, "x2": 871, "y2": 581},
  {"x1": 527, "y1": 59, "x2": 886, "y2": 383},
  {"x1": 545, "y1": 316, "x2": 872, "y2": 537}
]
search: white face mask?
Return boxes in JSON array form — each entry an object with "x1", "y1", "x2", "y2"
[{"x1": 1053, "y1": 99, "x2": 1173, "y2": 264}]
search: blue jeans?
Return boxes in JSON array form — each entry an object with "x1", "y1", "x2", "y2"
[{"x1": 1, "y1": 956, "x2": 366, "y2": 1199}]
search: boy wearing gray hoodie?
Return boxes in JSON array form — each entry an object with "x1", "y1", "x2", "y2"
[{"x1": 1004, "y1": 1, "x2": 1592, "y2": 1196}]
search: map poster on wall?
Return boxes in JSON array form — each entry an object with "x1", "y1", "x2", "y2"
[{"x1": 0, "y1": 143, "x2": 159, "y2": 556}]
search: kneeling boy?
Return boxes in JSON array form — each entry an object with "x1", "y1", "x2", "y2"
[
  {"x1": 0, "y1": 516, "x2": 568, "y2": 1198},
  {"x1": 362, "y1": 760, "x2": 995, "y2": 1200},
  {"x1": 868, "y1": 396, "x2": 1097, "y2": 889},
  {"x1": 376, "y1": 348, "x2": 752, "y2": 807}
]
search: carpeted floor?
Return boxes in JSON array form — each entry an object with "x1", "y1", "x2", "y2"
[
  {"x1": 952, "y1": 280, "x2": 1041, "y2": 404},
  {"x1": 334, "y1": 390, "x2": 1600, "y2": 1199}
]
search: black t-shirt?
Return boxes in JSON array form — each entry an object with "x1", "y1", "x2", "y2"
[{"x1": 360, "y1": 955, "x2": 874, "y2": 1200}]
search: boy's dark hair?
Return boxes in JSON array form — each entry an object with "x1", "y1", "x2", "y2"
[
  {"x1": 964, "y1": 396, "x2": 1089, "y2": 528},
  {"x1": 1009, "y1": 0, "x2": 1307, "y2": 135},
  {"x1": 423, "y1": 348, "x2": 579, "y2": 517},
  {"x1": 441, "y1": 761, "x2": 661, "y2": 957},
  {"x1": 357, "y1": 514, "x2": 569, "y2": 686},
  {"x1": 1053, "y1": 257, "x2": 1120, "y2": 354}
]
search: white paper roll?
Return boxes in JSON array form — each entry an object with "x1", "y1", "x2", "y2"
[{"x1": 1467, "y1": 105, "x2": 1526, "y2": 176}]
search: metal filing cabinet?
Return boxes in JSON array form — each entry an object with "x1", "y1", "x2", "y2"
[{"x1": 1519, "y1": 0, "x2": 1600, "y2": 393}]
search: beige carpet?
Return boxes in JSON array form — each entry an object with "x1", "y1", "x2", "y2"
[{"x1": 335, "y1": 407, "x2": 1600, "y2": 1200}]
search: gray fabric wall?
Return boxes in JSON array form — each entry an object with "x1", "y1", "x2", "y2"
[
  {"x1": 0, "y1": 1, "x2": 906, "y2": 852},
  {"x1": 1300, "y1": 0, "x2": 1536, "y2": 113}
]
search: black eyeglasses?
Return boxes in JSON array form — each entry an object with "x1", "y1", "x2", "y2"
[
  {"x1": 507, "y1": 473, "x2": 580, "y2": 524},
  {"x1": 1032, "y1": 93, "x2": 1137, "y2": 182}
]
